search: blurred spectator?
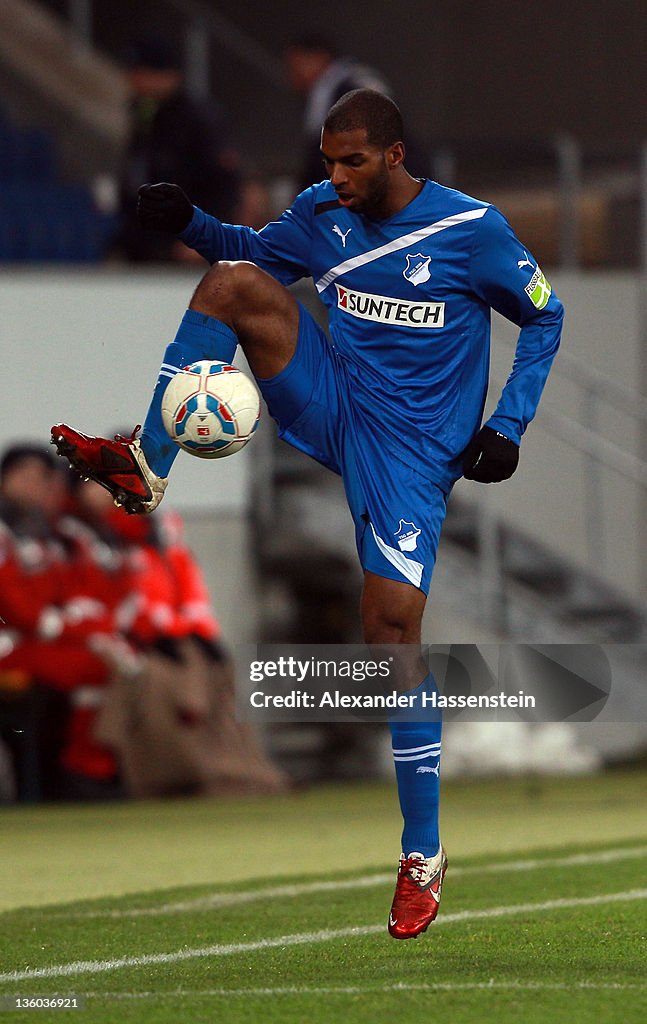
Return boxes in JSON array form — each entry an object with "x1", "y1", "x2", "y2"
[
  {"x1": 54, "y1": 479, "x2": 138, "y2": 801},
  {"x1": 75, "y1": 484, "x2": 290, "y2": 798},
  {"x1": 112, "y1": 34, "x2": 243, "y2": 262},
  {"x1": 0, "y1": 446, "x2": 288, "y2": 801},
  {"x1": 0, "y1": 445, "x2": 67, "y2": 800},
  {"x1": 285, "y1": 35, "x2": 428, "y2": 190},
  {"x1": 285, "y1": 35, "x2": 392, "y2": 189},
  {"x1": 0, "y1": 445, "x2": 122, "y2": 800}
]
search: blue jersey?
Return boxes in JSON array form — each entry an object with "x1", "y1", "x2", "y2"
[{"x1": 180, "y1": 178, "x2": 563, "y2": 489}]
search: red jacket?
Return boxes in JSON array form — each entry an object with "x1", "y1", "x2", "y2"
[{"x1": 106, "y1": 507, "x2": 221, "y2": 646}]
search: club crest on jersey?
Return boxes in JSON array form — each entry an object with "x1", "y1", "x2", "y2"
[
  {"x1": 403, "y1": 253, "x2": 432, "y2": 286},
  {"x1": 394, "y1": 520, "x2": 422, "y2": 552}
]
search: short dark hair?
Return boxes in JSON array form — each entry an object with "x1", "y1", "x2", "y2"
[
  {"x1": 0, "y1": 444, "x2": 56, "y2": 481},
  {"x1": 323, "y1": 89, "x2": 403, "y2": 149}
]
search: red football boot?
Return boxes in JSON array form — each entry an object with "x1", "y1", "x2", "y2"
[
  {"x1": 51, "y1": 424, "x2": 167, "y2": 515},
  {"x1": 388, "y1": 846, "x2": 448, "y2": 939}
]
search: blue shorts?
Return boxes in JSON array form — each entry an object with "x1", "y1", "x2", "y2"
[{"x1": 257, "y1": 304, "x2": 448, "y2": 594}]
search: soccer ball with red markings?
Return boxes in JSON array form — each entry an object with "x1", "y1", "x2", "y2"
[{"x1": 161, "y1": 360, "x2": 260, "y2": 459}]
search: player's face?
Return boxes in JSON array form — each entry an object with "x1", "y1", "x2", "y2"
[{"x1": 320, "y1": 128, "x2": 400, "y2": 218}]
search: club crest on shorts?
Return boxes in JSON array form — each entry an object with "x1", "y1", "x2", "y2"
[
  {"x1": 403, "y1": 253, "x2": 431, "y2": 286},
  {"x1": 394, "y1": 520, "x2": 422, "y2": 552}
]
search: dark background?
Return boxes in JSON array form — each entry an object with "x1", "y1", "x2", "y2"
[{"x1": 40, "y1": 0, "x2": 645, "y2": 175}]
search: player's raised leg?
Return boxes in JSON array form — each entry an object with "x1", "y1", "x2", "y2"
[
  {"x1": 361, "y1": 572, "x2": 448, "y2": 939},
  {"x1": 52, "y1": 262, "x2": 299, "y2": 513}
]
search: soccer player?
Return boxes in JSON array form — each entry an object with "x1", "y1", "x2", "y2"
[{"x1": 52, "y1": 89, "x2": 564, "y2": 939}]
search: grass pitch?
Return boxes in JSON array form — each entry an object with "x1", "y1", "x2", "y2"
[{"x1": 1, "y1": 770, "x2": 646, "y2": 1023}]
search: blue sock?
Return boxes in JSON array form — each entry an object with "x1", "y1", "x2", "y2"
[
  {"x1": 140, "y1": 309, "x2": 238, "y2": 476},
  {"x1": 389, "y1": 674, "x2": 442, "y2": 858}
]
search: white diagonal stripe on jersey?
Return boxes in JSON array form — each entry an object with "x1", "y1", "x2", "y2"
[
  {"x1": 392, "y1": 743, "x2": 441, "y2": 755},
  {"x1": 369, "y1": 524, "x2": 423, "y2": 589},
  {"x1": 315, "y1": 207, "x2": 488, "y2": 293}
]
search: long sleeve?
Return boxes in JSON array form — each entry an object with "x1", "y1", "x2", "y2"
[
  {"x1": 469, "y1": 206, "x2": 564, "y2": 444},
  {"x1": 178, "y1": 187, "x2": 316, "y2": 287}
]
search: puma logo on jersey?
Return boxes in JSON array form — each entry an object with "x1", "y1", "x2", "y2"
[
  {"x1": 416, "y1": 764, "x2": 440, "y2": 776},
  {"x1": 332, "y1": 224, "x2": 352, "y2": 247},
  {"x1": 517, "y1": 250, "x2": 552, "y2": 308}
]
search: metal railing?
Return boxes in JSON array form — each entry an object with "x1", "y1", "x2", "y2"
[{"x1": 488, "y1": 308, "x2": 647, "y2": 579}]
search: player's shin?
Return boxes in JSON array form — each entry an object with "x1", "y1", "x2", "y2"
[
  {"x1": 388, "y1": 673, "x2": 442, "y2": 858},
  {"x1": 140, "y1": 310, "x2": 238, "y2": 475}
]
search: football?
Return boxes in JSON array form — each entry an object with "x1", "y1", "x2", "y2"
[{"x1": 161, "y1": 360, "x2": 260, "y2": 459}]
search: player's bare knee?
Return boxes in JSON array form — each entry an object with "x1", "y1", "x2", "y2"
[
  {"x1": 362, "y1": 608, "x2": 421, "y2": 646},
  {"x1": 361, "y1": 574, "x2": 425, "y2": 645},
  {"x1": 190, "y1": 261, "x2": 261, "y2": 318},
  {"x1": 190, "y1": 261, "x2": 294, "y2": 329}
]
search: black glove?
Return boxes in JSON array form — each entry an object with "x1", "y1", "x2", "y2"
[
  {"x1": 136, "y1": 182, "x2": 194, "y2": 234},
  {"x1": 462, "y1": 425, "x2": 519, "y2": 483}
]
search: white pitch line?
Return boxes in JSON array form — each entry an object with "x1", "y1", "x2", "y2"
[
  {"x1": 2, "y1": 888, "x2": 647, "y2": 984},
  {"x1": 71, "y1": 873, "x2": 393, "y2": 919},
  {"x1": 68, "y1": 844, "x2": 647, "y2": 919},
  {"x1": 80, "y1": 980, "x2": 647, "y2": 999}
]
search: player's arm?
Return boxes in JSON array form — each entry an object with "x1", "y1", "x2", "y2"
[
  {"x1": 137, "y1": 182, "x2": 314, "y2": 286},
  {"x1": 465, "y1": 206, "x2": 564, "y2": 482}
]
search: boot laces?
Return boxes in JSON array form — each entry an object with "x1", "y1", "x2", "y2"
[
  {"x1": 400, "y1": 854, "x2": 428, "y2": 885},
  {"x1": 113, "y1": 425, "x2": 142, "y2": 444}
]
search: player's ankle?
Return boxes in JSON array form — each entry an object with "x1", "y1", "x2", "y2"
[{"x1": 139, "y1": 430, "x2": 178, "y2": 478}]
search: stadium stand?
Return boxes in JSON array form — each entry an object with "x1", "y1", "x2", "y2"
[{"x1": 0, "y1": 103, "x2": 114, "y2": 262}]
